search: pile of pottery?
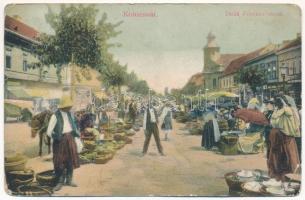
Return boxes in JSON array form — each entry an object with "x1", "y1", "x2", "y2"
[{"x1": 225, "y1": 169, "x2": 300, "y2": 197}]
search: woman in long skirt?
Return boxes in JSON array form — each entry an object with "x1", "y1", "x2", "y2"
[
  {"x1": 268, "y1": 97, "x2": 300, "y2": 180},
  {"x1": 160, "y1": 102, "x2": 173, "y2": 141}
]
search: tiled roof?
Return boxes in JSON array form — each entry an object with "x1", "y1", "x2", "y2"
[
  {"x1": 223, "y1": 47, "x2": 265, "y2": 76},
  {"x1": 217, "y1": 54, "x2": 245, "y2": 67},
  {"x1": 278, "y1": 37, "x2": 301, "y2": 52},
  {"x1": 222, "y1": 44, "x2": 276, "y2": 76},
  {"x1": 5, "y1": 15, "x2": 39, "y2": 40}
]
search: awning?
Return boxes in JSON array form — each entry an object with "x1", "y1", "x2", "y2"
[
  {"x1": 4, "y1": 99, "x2": 33, "y2": 110},
  {"x1": 25, "y1": 88, "x2": 50, "y2": 98},
  {"x1": 207, "y1": 91, "x2": 239, "y2": 99},
  {"x1": 5, "y1": 102, "x2": 22, "y2": 117},
  {"x1": 7, "y1": 88, "x2": 31, "y2": 99}
]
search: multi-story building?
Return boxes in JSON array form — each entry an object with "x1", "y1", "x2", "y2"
[
  {"x1": 276, "y1": 35, "x2": 301, "y2": 106},
  {"x1": 219, "y1": 44, "x2": 273, "y2": 94},
  {"x1": 242, "y1": 43, "x2": 279, "y2": 99},
  {"x1": 4, "y1": 15, "x2": 105, "y2": 112},
  {"x1": 4, "y1": 15, "x2": 70, "y2": 102}
]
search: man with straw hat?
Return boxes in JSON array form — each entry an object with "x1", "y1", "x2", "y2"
[{"x1": 46, "y1": 95, "x2": 80, "y2": 191}]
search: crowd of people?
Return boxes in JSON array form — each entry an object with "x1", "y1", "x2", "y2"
[
  {"x1": 44, "y1": 94, "x2": 176, "y2": 191},
  {"x1": 42, "y1": 90, "x2": 301, "y2": 192},
  {"x1": 179, "y1": 93, "x2": 301, "y2": 181}
]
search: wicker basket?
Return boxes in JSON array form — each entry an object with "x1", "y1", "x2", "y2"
[
  {"x1": 7, "y1": 169, "x2": 34, "y2": 182},
  {"x1": 14, "y1": 184, "x2": 53, "y2": 196},
  {"x1": 6, "y1": 169, "x2": 34, "y2": 191},
  {"x1": 124, "y1": 124, "x2": 133, "y2": 130},
  {"x1": 219, "y1": 141, "x2": 238, "y2": 155},
  {"x1": 95, "y1": 153, "x2": 114, "y2": 164},
  {"x1": 83, "y1": 140, "x2": 97, "y2": 151},
  {"x1": 36, "y1": 170, "x2": 56, "y2": 187},
  {"x1": 9, "y1": 178, "x2": 34, "y2": 192},
  {"x1": 224, "y1": 172, "x2": 256, "y2": 192},
  {"x1": 113, "y1": 133, "x2": 126, "y2": 141},
  {"x1": 5, "y1": 159, "x2": 27, "y2": 172}
]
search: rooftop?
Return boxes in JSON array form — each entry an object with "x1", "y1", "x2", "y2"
[{"x1": 5, "y1": 15, "x2": 39, "y2": 40}]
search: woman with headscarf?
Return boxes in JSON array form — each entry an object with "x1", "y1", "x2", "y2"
[
  {"x1": 281, "y1": 95, "x2": 301, "y2": 162},
  {"x1": 160, "y1": 102, "x2": 173, "y2": 141},
  {"x1": 201, "y1": 111, "x2": 220, "y2": 150},
  {"x1": 268, "y1": 97, "x2": 300, "y2": 181}
]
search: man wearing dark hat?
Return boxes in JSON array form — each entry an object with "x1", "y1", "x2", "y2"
[{"x1": 46, "y1": 96, "x2": 80, "y2": 191}]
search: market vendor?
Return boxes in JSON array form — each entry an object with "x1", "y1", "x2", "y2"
[
  {"x1": 46, "y1": 96, "x2": 80, "y2": 191},
  {"x1": 268, "y1": 97, "x2": 300, "y2": 180}
]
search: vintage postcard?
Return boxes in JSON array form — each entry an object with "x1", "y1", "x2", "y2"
[{"x1": 2, "y1": 2, "x2": 302, "y2": 197}]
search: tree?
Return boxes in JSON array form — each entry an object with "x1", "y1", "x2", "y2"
[
  {"x1": 236, "y1": 67, "x2": 268, "y2": 93},
  {"x1": 31, "y1": 5, "x2": 123, "y2": 81},
  {"x1": 99, "y1": 61, "x2": 128, "y2": 94},
  {"x1": 129, "y1": 80, "x2": 150, "y2": 95}
]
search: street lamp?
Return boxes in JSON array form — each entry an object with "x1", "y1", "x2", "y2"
[
  {"x1": 205, "y1": 88, "x2": 209, "y2": 111},
  {"x1": 280, "y1": 67, "x2": 287, "y2": 94}
]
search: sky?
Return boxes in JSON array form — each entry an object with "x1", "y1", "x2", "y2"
[{"x1": 5, "y1": 4, "x2": 301, "y2": 93}]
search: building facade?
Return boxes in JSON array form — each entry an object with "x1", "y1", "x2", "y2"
[
  {"x1": 242, "y1": 44, "x2": 279, "y2": 99},
  {"x1": 4, "y1": 15, "x2": 70, "y2": 102},
  {"x1": 276, "y1": 36, "x2": 301, "y2": 106}
]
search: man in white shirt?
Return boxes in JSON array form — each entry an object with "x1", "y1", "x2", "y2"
[
  {"x1": 46, "y1": 96, "x2": 80, "y2": 191},
  {"x1": 142, "y1": 102, "x2": 164, "y2": 156}
]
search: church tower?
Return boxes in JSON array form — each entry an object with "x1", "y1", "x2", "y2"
[{"x1": 203, "y1": 32, "x2": 220, "y2": 72}]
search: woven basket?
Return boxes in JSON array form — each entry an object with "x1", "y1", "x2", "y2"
[
  {"x1": 113, "y1": 133, "x2": 126, "y2": 141},
  {"x1": 95, "y1": 153, "x2": 114, "y2": 164},
  {"x1": 219, "y1": 141, "x2": 238, "y2": 155},
  {"x1": 224, "y1": 172, "x2": 243, "y2": 191},
  {"x1": 7, "y1": 169, "x2": 34, "y2": 191},
  {"x1": 14, "y1": 184, "x2": 53, "y2": 196},
  {"x1": 5, "y1": 159, "x2": 27, "y2": 172},
  {"x1": 124, "y1": 124, "x2": 133, "y2": 130},
  {"x1": 7, "y1": 169, "x2": 34, "y2": 182},
  {"x1": 9, "y1": 178, "x2": 34, "y2": 192},
  {"x1": 36, "y1": 170, "x2": 56, "y2": 187},
  {"x1": 83, "y1": 140, "x2": 97, "y2": 151}
]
